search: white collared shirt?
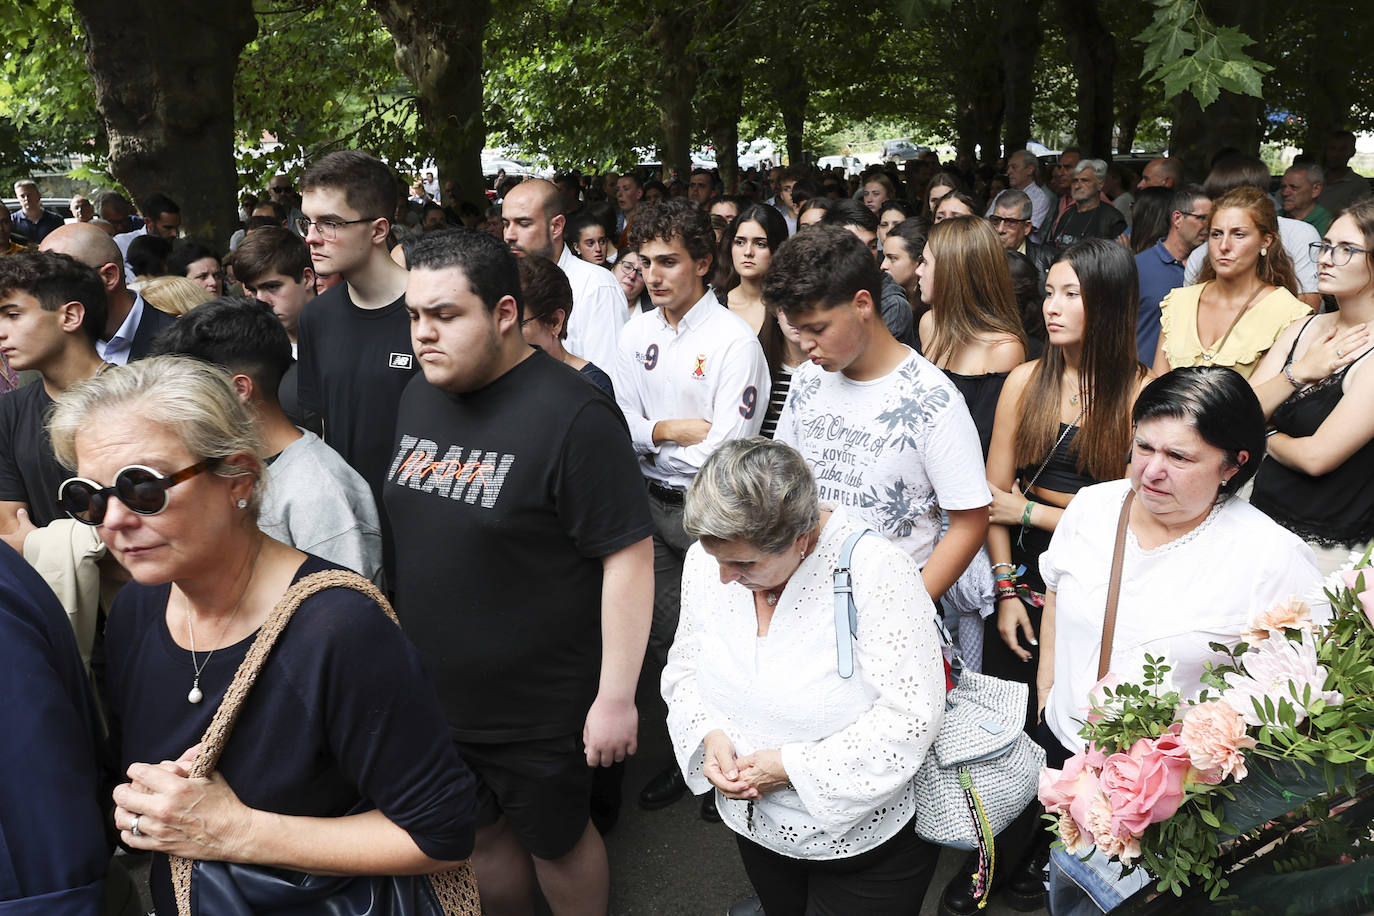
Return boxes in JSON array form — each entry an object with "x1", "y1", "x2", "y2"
[
  {"x1": 96, "y1": 294, "x2": 146, "y2": 366},
  {"x1": 557, "y1": 244, "x2": 627, "y2": 372},
  {"x1": 614, "y1": 290, "x2": 769, "y2": 489}
]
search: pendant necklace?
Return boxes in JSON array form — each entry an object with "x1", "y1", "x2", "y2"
[{"x1": 185, "y1": 541, "x2": 262, "y2": 703}]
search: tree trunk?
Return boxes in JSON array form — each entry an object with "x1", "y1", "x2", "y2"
[
  {"x1": 1113, "y1": 31, "x2": 1144, "y2": 154},
  {"x1": 370, "y1": 0, "x2": 489, "y2": 210},
  {"x1": 72, "y1": 0, "x2": 255, "y2": 251},
  {"x1": 1059, "y1": 0, "x2": 1116, "y2": 160},
  {"x1": 1167, "y1": 0, "x2": 1267, "y2": 177},
  {"x1": 1300, "y1": 10, "x2": 1354, "y2": 158},
  {"x1": 710, "y1": 113, "x2": 740, "y2": 193},
  {"x1": 650, "y1": 10, "x2": 698, "y2": 177},
  {"x1": 772, "y1": 56, "x2": 808, "y2": 167},
  {"x1": 998, "y1": 0, "x2": 1043, "y2": 155}
]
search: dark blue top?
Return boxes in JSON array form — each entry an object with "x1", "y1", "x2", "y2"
[
  {"x1": 1135, "y1": 240, "x2": 1186, "y2": 364},
  {"x1": 0, "y1": 542, "x2": 109, "y2": 913},
  {"x1": 106, "y1": 554, "x2": 476, "y2": 915},
  {"x1": 578, "y1": 359, "x2": 615, "y2": 398},
  {"x1": 10, "y1": 209, "x2": 64, "y2": 244}
]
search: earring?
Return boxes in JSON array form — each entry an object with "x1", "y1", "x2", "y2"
[
  {"x1": 236, "y1": 498, "x2": 248, "y2": 509},
  {"x1": 1260, "y1": 247, "x2": 1267, "y2": 257}
]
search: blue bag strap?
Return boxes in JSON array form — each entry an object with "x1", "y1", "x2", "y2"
[{"x1": 833, "y1": 529, "x2": 876, "y2": 678}]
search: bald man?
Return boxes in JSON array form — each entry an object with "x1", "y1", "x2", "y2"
[
  {"x1": 502, "y1": 178, "x2": 626, "y2": 371},
  {"x1": 1138, "y1": 156, "x2": 1184, "y2": 190},
  {"x1": 41, "y1": 223, "x2": 174, "y2": 364}
]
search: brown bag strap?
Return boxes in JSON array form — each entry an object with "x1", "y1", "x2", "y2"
[
  {"x1": 1097, "y1": 489, "x2": 1134, "y2": 681},
  {"x1": 173, "y1": 568, "x2": 397, "y2": 916}
]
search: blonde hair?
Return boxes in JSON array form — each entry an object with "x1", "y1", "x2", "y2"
[
  {"x1": 49, "y1": 355, "x2": 265, "y2": 514},
  {"x1": 140, "y1": 275, "x2": 213, "y2": 317}
]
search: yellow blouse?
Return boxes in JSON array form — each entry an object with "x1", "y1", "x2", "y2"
[{"x1": 1159, "y1": 282, "x2": 1311, "y2": 379}]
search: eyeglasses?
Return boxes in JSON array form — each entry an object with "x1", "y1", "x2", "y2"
[
  {"x1": 58, "y1": 462, "x2": 208, "y2": 526},
  {"x1": 294, "y1": 215, "x2": 380, "y2": 241},
  {"x1": 1180, "y1": 211, "x2": 1208, "y2": 220},
  {"x1": 990, "y1": 216, "x2": 1031, "y2": 228},
  {"x1": 1309, "y1": 241, "x2": 1370, "y2": 267},
  {"x1": 617, "y1": 261, "x2": 642, "y2": 277}
]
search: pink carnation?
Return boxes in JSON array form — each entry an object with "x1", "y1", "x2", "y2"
[
  {"x1": 1180, "y1": 701, "x2": 1255, "y2": 781},
  {"x1": 1058, "y1": 811, "x2": 1092, "y2": 855},
  {"x1": 1039, "y1": 753, "x2": 1104, "y2": 834},
  {"x1": 1245, "y1": 598, "x2": 1314, "y2": 642},
  {"x1": 1340, "y1": 569, "x2": 1374, "y2": 629},
  {"x1": 1085, "y1": 793, "x2": 1141, "y2": 865}
]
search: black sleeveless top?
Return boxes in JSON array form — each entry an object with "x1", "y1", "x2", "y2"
[
  {"x1": 1251, "y1": 318, "x2": 1374, "y2": 547},
  {"x1": 1018, "y1": 423, "x2": 1097, "y2": 494},
  {"x1": 943, "y1": 369, "x2": 1008, "y2": 459}
]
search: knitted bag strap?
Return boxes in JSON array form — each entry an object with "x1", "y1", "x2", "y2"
[
  {"x1": 1097, "y1": 490, "x2": 1135, "y2": 681},
  {"x1": 172, "y1": 569, "x2": 397, "y2": 916}
]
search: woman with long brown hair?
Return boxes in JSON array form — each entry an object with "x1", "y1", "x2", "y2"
[
  {"x1": 914, "y1": 215, "x2": 1026, "y2": 454},
  {"x1": 947, "y1": 238, "x2": 1147, "y2": 914},
  {"x1": 1153, "y1": 186, "x2": 1310, "y2": 379}
]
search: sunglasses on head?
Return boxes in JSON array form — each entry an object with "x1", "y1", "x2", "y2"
[{"x1": 58, "y1": 461, "x2": 209, "y2": 525}]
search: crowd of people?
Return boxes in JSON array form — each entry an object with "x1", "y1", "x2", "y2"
[{"x1": 1, "y1": 131, "x2": 1371, "y2": 916}]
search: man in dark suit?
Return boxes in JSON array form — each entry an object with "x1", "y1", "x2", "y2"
[{"x1": 41, "y1": 222, "x2": 173, "y2": 364}]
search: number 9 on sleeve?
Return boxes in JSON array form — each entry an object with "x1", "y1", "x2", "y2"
[{"x1": 739, "y1": 386, "x2": 758, "y2": 419}]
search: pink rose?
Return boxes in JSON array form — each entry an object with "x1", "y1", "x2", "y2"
[
  {"x1": 1340, "y1": 570, "x2": 1374, "y2": 629},
  {"x1": 1099, "y1": 732, "x2": 1192, "y2": 838},
  {"x1": 1180, "y1": 701, "x2": 1255, "y2": 781},
  {"x1": 1245, "y1": 598, "x2": 1314, "y2": 642},
  {"x1": 1039, "y1": 753, "x2": 1102, "y2": 821}
]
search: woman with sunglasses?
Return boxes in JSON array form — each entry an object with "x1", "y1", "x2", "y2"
[
  {"x1": 48, "y1": 356, "x2": 476, "y2": 916},
  {"x1": 1249, "y1": 199, "x2": 1374, "y2": 574}
]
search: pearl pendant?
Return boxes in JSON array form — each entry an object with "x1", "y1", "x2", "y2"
[{"x1": 188, "y1": 684, "x2": 204, "y2": 704}]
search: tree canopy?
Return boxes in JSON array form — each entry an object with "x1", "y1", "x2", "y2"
[{"x1": 0, "y1": 0, "x2": 1368, "y2": 242}]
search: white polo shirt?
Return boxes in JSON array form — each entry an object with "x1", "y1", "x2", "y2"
[
  {"x1": 614, "y1": 290, "x2": 770, "y2": 489},
  {"x1": 558, "y1": 244, "x2": 627, "y2": 372}
]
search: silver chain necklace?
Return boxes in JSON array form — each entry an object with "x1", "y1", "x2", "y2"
[{"x1": 185, "y1": 542, "x2": 261, "y2": 703}]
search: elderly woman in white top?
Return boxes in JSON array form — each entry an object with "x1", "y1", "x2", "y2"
[
  {"x1": 662, "y1": 437, "x2": 945, "y2": 915},
  {"x1": 1037, "y1": 367, "x2": 1323, "y2": 914}
]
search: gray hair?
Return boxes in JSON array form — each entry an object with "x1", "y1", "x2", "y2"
[
  {"x1": 993, "y1": 188, "x2": 1033, "y2": 221},
  {"x1": 682, "y1": 438, "x2": 820, "y2": 554},
  {"x1": 1286, "y1": 162, "x2": 1325, "y2": 186},
  {"x1": 1008, "y1": 149, "x2": 1037, "y2": 170},
  {"x1": 49, "y1": 355, "x2": 266, "y2": 515},
  {"x1": 1074, "y1": 159, "x2": 1108, "y2": 186}
]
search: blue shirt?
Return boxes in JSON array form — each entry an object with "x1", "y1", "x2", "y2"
[
  {"x1": 1135, "y1": 240, "x2": 1185, "y2": 364},
  {"x1": 10, "y1": 209, "x2": 64, "y2": 244}
]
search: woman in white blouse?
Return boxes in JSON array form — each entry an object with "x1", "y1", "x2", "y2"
[
  {"x1": 663, "y1": 438, "x2": 946, "y2": 915},
  {"x1": 1037, "y1": 367, "x2": 1323, "y2": 913}
]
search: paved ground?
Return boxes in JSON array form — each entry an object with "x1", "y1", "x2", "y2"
[{"x1": 119, "y1": 723, "x2": 1047, "y2": 915}]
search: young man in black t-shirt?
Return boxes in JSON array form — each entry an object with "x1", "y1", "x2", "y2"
[
  {"x1": 295, "y1": 150, "x2": 414, "y2": 507},
  {"x1": 384, "y1": 229, "x2": 653, "y2": 916},
  {"x1": 0, "y1": 250, "x2": 108, "y2": 538}
]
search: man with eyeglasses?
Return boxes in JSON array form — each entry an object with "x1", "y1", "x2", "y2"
[
  {"x1": 987, "y1": 150, "x2": 1050, "y2": 243},
  {"x1": 268, "y1": 175, "x2": 307, "y2": 238},
  {"x1": 502, "y1": 178, "x2": 626, "y2": 371},
  {"x1": 1136, "y1": 185, "x2": 1212, "y2": 363},
  {"x1": 770, "y1": 169, "x2": 801, "y2": 235},
  {"x1": 294, "y1": 151, "x2": 414, "y2": 569},
  {"x1": 989, "y1": 188, "x2": 1054, "y2": 290}
]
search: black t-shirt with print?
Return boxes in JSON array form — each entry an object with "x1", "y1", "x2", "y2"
[
  {"x1": 295, "y1": 283, "x2": 417, "y2": 505},
  {"x1": 384, "y1": 350, "x2": 654, "y2": 741}
]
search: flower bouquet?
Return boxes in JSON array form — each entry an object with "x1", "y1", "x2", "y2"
[{"x1": 1037, "y1": 553, "x2": 1374, "y2": 904}]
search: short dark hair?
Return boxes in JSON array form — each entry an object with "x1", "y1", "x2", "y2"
[
  {"x1": 409, "y1": 228, "x2": 522, "y2": 317},
  {"x1": 126, "y1": 235, "x2": 173, "y2": 278},
  {"x1": 763, "y1": 225, "x2": 881, "y2": 318},
  {"x1": 878, "y1": 199, "x2": 918, "y2": 221},
  {"x1": 148, "y1": 296, "x2": 293, "y2": 401},
  {"x1": 166, "y1": 241, "x2": 219, "y2": 279},
  {"x1": 299, "y1": 150, "x2": 399, "y2": 223},
  {"x1": 566, "y1": 209, "x2": 606, "y2": 244},
  {"x1": 819, "y1": 197, "x2": 879, "y2": 234},
  {"x1": 0, "y1": 249, "x2": 107, "y2": 344},
  {"x1": 140, "y1": 193, "x2": 180, "y2": 220},
  {"x1": 1170, "y1": 184, "x2": 1208, "y2": 217},
  {"x1": 628, "y1": 199, "x2": 715, "y2": 262},
  {"x1": 252, "y1": 199, "x2": 287, "y2": 223},
  {"x1": 1131, "y1": 366, "x2": 1265, "y2": 499},
  {"x1": 1203, "y1": 154, "x2": 1270, "y2": 199},
  {"x1": 229, "y1": 226, "x2": 311, "y2": 284},
  {"x1": 518, "y1": 256, "x2": 574, "y2": 340}
]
